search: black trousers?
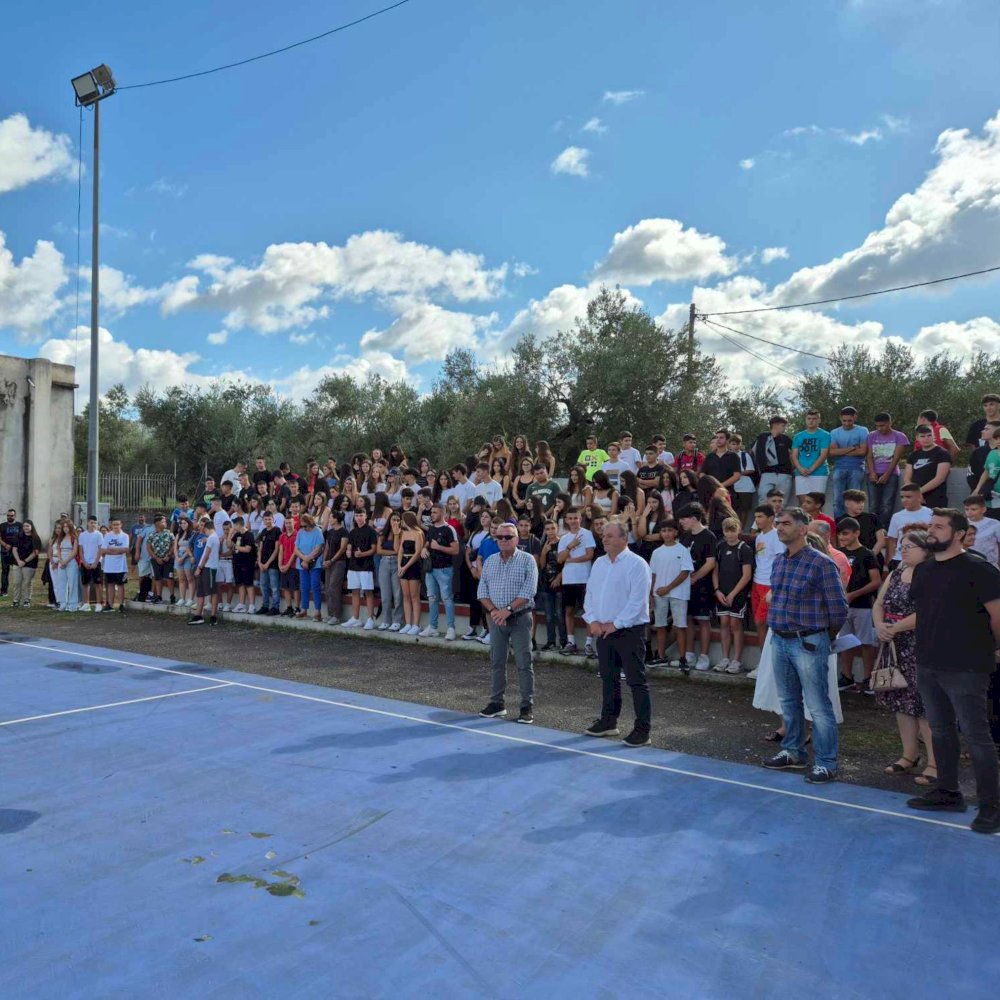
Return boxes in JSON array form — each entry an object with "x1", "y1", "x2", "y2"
[
  {"x1": 596, "y1": 625, "x2": 651, "y2": 729},
  {"x1": 0, "y1": 551, "x2": 12, "y2": 593},
  {"x1": 918, "y1": 667, "x2": 1000, "y2": 805}
]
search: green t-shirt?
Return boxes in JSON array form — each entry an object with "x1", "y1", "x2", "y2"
[
  {"x1": 578, "y1": 449, "x2": 610, "y2": 481},
  {"x1": 525, "y1": 481, "x2": 560, "y2": 511},
  {"x1": 985, "y1": 449, "x2": 1000, "y2": 508}
]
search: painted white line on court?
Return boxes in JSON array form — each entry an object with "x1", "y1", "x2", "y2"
[
  {"x1": 0, "y1": 682, "x2": 232, "y2": 727},
  {"x1": 0, "y1": 637, "x2": 984, "y2": 835}
]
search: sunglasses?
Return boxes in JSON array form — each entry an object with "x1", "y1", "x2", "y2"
[{"x1": 496, "y1": 534, "x2": 517, "y2": 540}]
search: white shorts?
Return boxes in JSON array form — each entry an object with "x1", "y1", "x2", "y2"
[
  {"x1": 347, "y1": 570, "x2": 374, "y2": 592},
  {"x1": 794, "y1": 475, "x2": 828, "y2": 496},
  {"x1": 653, "y1": 595, "x2": 688, "y2": 629},
  {"x1": 842, "y1": 607, "x2": 877, "y2": 646},
  {"x1": 216, "y1": 561, "x2": 234, "y2": 585}
]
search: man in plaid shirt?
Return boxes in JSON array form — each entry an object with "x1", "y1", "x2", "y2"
[
  {"x1": 476, "y1": 526, "x2": 539, "y2": 724},
  {"x1": 764, "y1": 507, "x2": 848, "y2": 784}
]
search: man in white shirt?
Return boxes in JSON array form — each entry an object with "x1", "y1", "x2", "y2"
[
  {"x1": 649, "y1": 520, "x2": 694, "y2": 667},
  {"x1": 600, "y1": 442, "x2": 630, "y2": 490},
  {"x1": 472, "y1": 462, "x2": 503, "y2": 507},
  {"x1": 221, "y1": 462, "x2": 246, "y2": 495},
  {"x1": 556, "y1": 509, "x2": 596, "y2": 655},
  {"x1": 446, "y1": 463, "x2": 478, "y2": 513},
  {"x1": 78, "y1": 515, "x2": 106, "y2": 611},
  {"x1": 964, "y1": 495, "x2": 1000, "y2": 566},
  {"x1": 582, "y1": 521, "x2": 653, "y2": 747},
  {"x1": 618, "y1": 432, "x2": 642, "y2": 473},
  {"x1": 886, "y1": 484, "x2": 933, "y2": 564},
  {"x1": 189, "y1": 517, "x2": 221, "y2": 625},
  {"x1": 100, "y1": 518, "x2": 131, "y2": 613},
  {"x1": 750, "y1": 504, "x2": 785, "y2": 643},
  {"x1": 210, "y1": 496, "x2": 232, "y2": 538},
  {"x1": 652, "y1": 434, "x2": 675, "y2": 468}
]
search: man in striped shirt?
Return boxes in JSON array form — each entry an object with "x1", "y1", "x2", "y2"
[{"x1": 763, "y1": 507, "x2": 848, "y2": 784}]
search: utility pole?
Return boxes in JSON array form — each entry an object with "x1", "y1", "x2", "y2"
[{"x1": 687, "y1": 302, "x2": 696, "y2": 374}]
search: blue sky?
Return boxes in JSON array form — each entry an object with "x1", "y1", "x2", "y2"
[{"x1": 2, "y1": 0, "x2": 999, "y2": 404}]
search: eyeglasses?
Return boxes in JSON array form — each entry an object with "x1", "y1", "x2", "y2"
[{"x1": 496, "y1": 534, "x2": 517, "y2": 540}]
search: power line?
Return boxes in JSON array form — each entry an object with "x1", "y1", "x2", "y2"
[
  {"x1": 707, "y1": 328, "x2": 800, "y2": 381},
  {"x1": 700, "y1": 264, "x2": 1000, "y2": 317},
  {"x1": 699, "y1": 316, "x2": 834, "y2": 363},
  {"x1": 117, "y1": 0, "x2": 412, "y2": 91}
]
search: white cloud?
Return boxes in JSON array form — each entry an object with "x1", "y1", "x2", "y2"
[
  {"x1": 783, "y1": 125, "x2": 823, "y2": 137},
  {"x1": 288, "y1": 331, "x2": 316, "y2": 346},
  {"x1": 271, "y1": 351, "x2": 411, "y2": 398},
  {"x1": 582, "y1": 117, "x2": 607, "y2": 135},
  {"x1": 206, "y1": 331, "x2": 229, "y2": 346},
  {"x1": 551, "y1": 146, "x2": 591, "y2": 178},
  {"x1": 839, "y1": 127, "x2": 883, "y2": 146},
  {"x1": 880, "y1": 114, "x2": 910, "y2": 133},
  {"x1": 773, "y1": 109, "x2": 1000, "y2": 304},
  {"x1": 164, "y1": 231, "x2": 507, "y2": 334},
  {"x1": 739, "y1": 158, "x2": 755, "y2": 170},
  {"x1": 761, "y1": 246, "x2": 790, "y2": 264},
  {"x1": 784, "y1": 123, "x2": 885, "y2": 145},
  {"x1": 360, "y1": 302, "x2": 495, "y2": 363},
  {"x1": 0, "y1": 231, "x2": 68, "y2": 338},
  {"x1": 512, "y1": 261, "x2": 537, "y2": 278},
  {"x1": 906, "y1": 316, "x2": 1000, "y2": 355},
  {"x1": 593, "y1": 218, "x2": 738, "y2": 285},
  {"x1": 603, "y1": 90, "x2": 644, "y2": 105},
  {"x1": 147, "y1": 177, "x2": 188, "y2": 198},
  {"x1": 86, "y1": 265, "x2": 162, "y2": 318},
  {"x1": 0, "y1": 114, "x2": 76, "y2": 194}
]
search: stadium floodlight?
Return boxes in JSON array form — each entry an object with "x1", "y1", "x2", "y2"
[{"x1": 70, "y1": 64, "x2": 116, "y2": 518}]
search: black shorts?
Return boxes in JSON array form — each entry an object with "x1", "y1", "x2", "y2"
[
  {"x1": 151, "y1": 560, "x2": 173, "y2": 581},
  {"x1": 81, "y1": 566, "x2": 103, "y2": 585},
  {"x1": 196, "y1": 568, "x2": 216, "y2": 597},
  {"x1": 280, "y1": 569, "x2": 299, "y2": 590},
  {"x1": 233, "y1": 561, "x2": 255, "y2": 586},
  {"x1": 562, "y1": 583, "x2": 586, "y2": 610},
  {"x1": 400, "y1": 562, "x2": 422, "y2": 581},
  {"x1": 716, "y1": 589, "x2": 748, "y2": 619},
  {"x1": 104, "y1": 572, "x2": 126, "y2": 585},
  {"x1": 689, "y1": 580, "x2": 714, "y2": 620}
]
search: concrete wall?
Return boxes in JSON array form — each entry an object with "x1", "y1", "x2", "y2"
[{"x1": 0, "y1": 355, "x2": 76, "y2": 540}]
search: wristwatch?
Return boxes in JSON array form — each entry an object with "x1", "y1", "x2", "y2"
[{"x1": 505, "y1": 604, "x2": 514, "y2": 613}]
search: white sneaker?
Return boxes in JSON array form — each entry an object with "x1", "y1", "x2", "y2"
[
  {"x1": 684, "y1": 652, "x2": 697, "y2": 669},
  {"x1": 695, "y1": 654, "x2": 711, "y2": 672},
  {"x1": 418, "y1": 626, "x2": 439, "y2": 638},
  {"x1": 341, "y1": 617, "x2": 360, "y2": 628},
  {"x1": 446, "y1": 627, "x2": 456, "y2": 641},
  {"x1": 668, "y1": 659, "x2": 683, "y2": 668},
  {"x1": 80, "y1": 603, "x2": 91, "y2": 613},
  {"x1": 363, "y1": 619, "x2": 375, "y2": 631},
  {"x1": 713, "y1": 657, "x2": 730, "y2": 674},
  {"x1": 389, "y1": 623, "x2": 402, "y2": 632},
  {"x1": 325, "y1": 616, "x2": 339, "y2": 625},
  {"x1": 726, "y1": 660, "x2": 743, "y2": 675},
  {"x1": 377, "y1": 622, "x2": 390, "y2": 631},
  {"x1": 478, "y1": 633, "x2": 490, "y2": 645},
  {"x1": 220, "y1": 603, "x2": 230, "y2": 612},
  {"x1": 460, "y1": 628, "x2": 477, "y2": 641},
  {"x1": 746, "y1": 668, "x2": 759, "y2": 680},
  {"x1": 408, "y1": 624, "x2": 421, "y2": 635},
  {"x1": 233, "y1": 603, "x2": 246, "y2": 613}
]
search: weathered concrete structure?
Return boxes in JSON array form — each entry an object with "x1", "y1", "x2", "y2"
[{"x1": 0, "y1": 355, "x2": 76, "y2": 533}]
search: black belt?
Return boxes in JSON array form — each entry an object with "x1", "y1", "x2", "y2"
[{"x1": 773, "y1": 627, "x2": 824, "y2": 639}]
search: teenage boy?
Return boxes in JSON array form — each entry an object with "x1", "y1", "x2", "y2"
[
  {"x1": 170, "y1": 495, "x2": 193, "y2": 532},
  {"x1": 0, "y1": 508, "x2": 21, "y2": 596},
  {"x1": 966, "y1": 393, "x2": 1000, "y2": 452},
  {"x1": 973, "y1": 426, "x2": 1000, "y2": 514},
  {"x1": 600, "y1": 442, "x2": 630, "y2": 490},
  {"x1": 652, "y1": 434, "x2": 675, "y2": 468},
  {"x1": 728, "y1": 433, "x2": 758, "y2": 527},
  {"x1": 100, "y1": 518, "x2": 130, "y2": 613},
  {"x1": 865, "y1": 412, "x2": 909, "y2": 529},
  {"x1": 447, "y1": 464, "x2": 477, "y2": 513},
  {"x1": 677, "y1": 503, "x2": 717, "y2": 672},
  {"x1": 637, "y1": 446, "x2": 666, "y2": 493},
  {"x1": 76, "y1": 516, "x2": 105, "y2": 611},
  {"x1": 886, "y1": 484, "x2": 934, "y2": 565},
  {"x1": 472, "y1": 462, "x2": 503, "y2": 507},
  {"x1": 525, "y1": 464, "x2": 560, "y2": 512},
  {"x1": 674, "y1": 434, "x2": 705, "y2": 474},
  {"x1": 917, "y1": 409, "x2": 959, "y2": 460},
  {"x1": 557, "y1": 508, "x2": 596, "y2": 656},
  {"x1": 420, "y1": 504, "x2": 460, "y2": 639},
  {"x1": 618, "y1": 432, "x2": 642, "y2": 473},
  {"x1": 231, "y1": 516, "x2": 256, "y2": 613},
  {"x1": 792, "y1": 410, "x2": 831, "y2": 501},
  {"x1": 968, "y1": 422, "x2": 1000, "y2": 494},
  {"x1": 837, "y1": 489, "x2": 884, "y2": 560},
  {"x1": 766, "y1": 487, "x2": 785, "y2": 519},
  {"x1": 188, "y1": 517, "x2": 221, "y2": 625},
  {"x1": 323, "y1": 510, "x2": 349, "y2": 624},
  {"x1": 218, "y1": 480, "x2": 237, "y2": 513},
  {"x1": 701, "y1": 430, "x2": 741, "y2": 493},
  {"x1": 277, "y1": 517, "x2": 300, "y2": 617},
  {"x1": 649, "y1": 520, "x2": 693, "y2": 667},
  {"x1": 344, "y1": 508, "x2": 378, "y2": 629},
  {"x1": 256, "y1": 511, "x2": 282, "y2": 615},
  {"x1": 753, "y1": 416, "x2": 794, "y2": 505},
  {"x1": 712, "y1": 517, "x2": 753, "y2": 674},
  {"x1": 904, "y1": 425, "x2": 952, "y2": 508},
  {"x1": 750, "y1": 505, "x2": 784, "y2": 645},
  {"x1": 801, "y1": 492, "x2": 836, "y2": 531},
  {"x1": 577, "y1": 436, "x2": 610, "y2": 482},
  {"x1": 201, "y1": 477, "x2": 220, "y2": 508},
  {"x1": 252, "y1": 456, "x2": 272, "y2": 487},
  {"x1": 147, "y1": 515, "x2": 175, "y2": 605},
  {"x1": 835, "y1": 518, "x2": 882, "y2": 692},
  {"x1": 539, "y1": 520, "x2": 566, "y2": 650},
  {"x1": 964, "y1": 495, "x2": 1000, "y2": 566},
  {"x1": 829, "y1": 406, "x2": 869, "y2": 518}
]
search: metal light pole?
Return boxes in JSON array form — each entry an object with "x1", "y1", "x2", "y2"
[{"x1": 71, "y1": 64, "x2": 116, "y2": 519}]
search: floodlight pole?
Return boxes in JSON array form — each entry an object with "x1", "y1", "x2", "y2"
[{"x1": 87, "y1": 97, "x2": 101, "y2": 520}]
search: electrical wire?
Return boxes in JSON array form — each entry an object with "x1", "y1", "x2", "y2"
[
  {"x1": 699, "y1": 316, "x2": 834, "y2": 363},
  {"x1": 704, "y1": 327, "x2": 801, "y2": 380},
  {"x1": 699, "y1": 264, "x2": 1000, "y2": 317},
  {"x1": 116, "y1": 1, "x2": 412, "y2": 91},
  {"x1": 73, "y1": 105, "x2": 84, "y2": 372}
]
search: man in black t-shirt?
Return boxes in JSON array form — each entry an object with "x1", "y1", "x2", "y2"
[
  {"x1": 903, "y1": 426, "x2": 952, "y2": 508},
  {"x1": 965, "y1": 394, "x2": 1000, "y2": 453},
  {"x1": 421, "y1": 503, "x2": 460, "y2": 639},
  {"x1": 252, "y1": 456, "x2": 272, "y2": 487},
  {"x1": 345, "y1": 508, "x2": 378, "y2": 628},
  {"x1": 323, "y1": 511, "x2": 349, "y2": 624},
  {"x1": 835, "y1": 518, "x2": 881, "y2": 690},
  {"x1": 908, "y1": 509, "x2": 1000, "y2": 834},
  {"x1": 701, "y1": 430, "x2": 741, "y2": 493},
  {"x1": 636, "y1": 447, "x2": 665, "y2": 492},
  {"x1": 256, "y1": 512, "x2": 282, "y2": 614},
  {"x1": 0, "y1": 508, "x2": 22, "y2": 595},
  {"x1": 677, "y1": 503, "x2": 718, "y2": 673},
  {"x1": 219, "y1": 481, "x2": 238, "y2": 513}
]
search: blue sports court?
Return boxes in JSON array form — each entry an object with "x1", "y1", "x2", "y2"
[{"x1": 1, "y1": 630, "x2": 997, "y2": 998}]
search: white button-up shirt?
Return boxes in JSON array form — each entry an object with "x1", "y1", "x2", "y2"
[{"x1": 583, "y1": 547, "x2": 652, "y2": 630}]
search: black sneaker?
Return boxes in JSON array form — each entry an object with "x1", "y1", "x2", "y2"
[
  {"x1": 541, "y1": 642, "x2": 556, "y2": 651},
  {"x1": 187, "y1": 616, "x2": 205, "y2": 626},
  {"x1": 906, "y1": 789, "x2": 967, "y2": 813},
  {"x1": 804, "y1": 765, "x2": 836, "y2": 784},
  {"x1": 103, "y1": 604, "x2": 113, "y2": 612},
  {"x1": 118, "y1": 605, "x2": 126, "y2": 614},
  {"x1": 837, "y1": 674, "x2": 856, "y2": 691},
  {"x1": 152, "y1": 596, "x2": 162, "y2": 604},
  {"x1": 268, "y1": 607, "x2": 281, "y2": 616},
  {"x1": 531, "y1": 638, "x2": 537, "y2": 652},
  {"x1": 559, "y1": 643, "x2": 577, "y2": 656},
  {"x1": 517, "y1": 707, "x2": 534, "y2": 725},
  {"x1": 622, "y1": 728, "x2": 651, "y2": 748},
  {"x1": 859, "y1": 678, "x2": 875, "y2": 696},
  {"x1": 763, "y1": 750, "x2": 808, "y2": 770},
  {"x1": 209, "y1": 616, "x2": 218, "y2": 626},
  {"x1": 479, "y1": 702, "x2": 506, "y2": 718},
  {"x1": 971, "y1": 801, "x2": 1000, "y2": 834},
  {"x1": 255, "y1": 606, "x2": 269, "y2": 615},
  {"x1": 584, "y1": 717, "x2": 620, "y2": 737}
]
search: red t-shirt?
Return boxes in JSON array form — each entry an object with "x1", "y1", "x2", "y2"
[
  {"x1": 277, "y1": 532, "x2": 297, "y2": 570},
  {"x1": 812, "y1": 512, "x2": 837, "y2": 532}
]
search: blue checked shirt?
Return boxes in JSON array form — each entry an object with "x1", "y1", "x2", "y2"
[
  {"x1": 477, "y1": 548, "x2": 538, "y2": 610},
  {"x1": 768, "y1": 545, "x2": 848, "y2": 632}
]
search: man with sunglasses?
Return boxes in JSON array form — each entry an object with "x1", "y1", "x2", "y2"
[{"x1": 477, "y1": 524, "x2": 539, "y2": 724}]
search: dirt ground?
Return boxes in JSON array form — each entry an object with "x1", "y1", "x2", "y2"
[{"x1": 1, "y1": 601, "x2": 962, "y2": 796}]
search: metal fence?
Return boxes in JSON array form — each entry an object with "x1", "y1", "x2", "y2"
[{"x1": 73, "y1": 470, "x2": 177, "y2": 514}]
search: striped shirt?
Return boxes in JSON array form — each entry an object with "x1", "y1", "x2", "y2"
[
  {"x1": 477, "y1": 548, "x2": 538, "y2": 610},
  {"x1": 768, "y1": 545, "x2": 848, "y2": 632}
]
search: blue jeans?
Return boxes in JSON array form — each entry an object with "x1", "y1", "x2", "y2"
[
  {"x1": 866, "y1": 475, "x2": 900, "y2": 531},
  {"x1": 541, "y1": 590, "x2": 566, "y2": 646},
  {"x1": 426, "y1": 566, "x2": 455, "y2": 629},
  {"x1": 772, "y1": 632, "x2": 838, "y2": 771},
  {"x1": 260, "y1": 567, "x2": 280, "y2": 609},
  {"x1": 831, "y1": 466, "x2": 866, "y2": 518},
  {"x1": 298, "y1": 565, "x2": 322, "y2": 612}
]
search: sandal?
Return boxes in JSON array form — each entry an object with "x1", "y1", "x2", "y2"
[
  {"x1": 914, "y1": 766, "x2": 937, "y2": 786},
  {"x1": 884, "y1": 756, "x2": 920, "y2": 775}
]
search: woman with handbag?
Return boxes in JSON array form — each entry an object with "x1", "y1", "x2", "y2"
[{"x1": 871, "y1": 526, "x2": 937, "y2": 783}]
